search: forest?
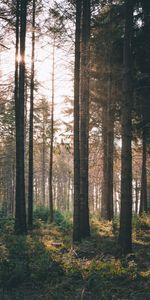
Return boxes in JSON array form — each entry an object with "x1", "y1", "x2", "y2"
[{"x1": 0, "y1": 0, "x2": 150, "y2": 299}]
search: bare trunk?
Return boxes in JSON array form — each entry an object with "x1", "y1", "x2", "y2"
[
  {"x1": 28, "y1": 0, "x2": 36, "y2": 229},
  {"x1": 118, "y1": 0, "x2": 133, "y2": 254},
  {"x1": 42, "y1": 123, "x2": 46, "y2": 206},
  {"x1": 73, "y1": 0, "x2": 81, "y2": 242},
  {"x1": 101, "y1": 63, "x2": 114, "y2": 220},
  {"x1": 139, "y1": 132, "x2": 147, "y2": 214},
  {"x1": 49, "y1": 37, "x2": 55, "y2": 223},
  {"x1": 101, "y1": 104, "x2": 108, "y2": 219},
  {"x1": 15, "y1": 0, "x2": 27, "y2": 234},
  {"x1": 135, "y1": 177, "x2": 139, "y2": 215},
  {"x1": 107, "y1": 107, "x2": 114, "y2": 220},
  {"x1": 80, "y1": 0, "x2": 91, "y2": 239}
]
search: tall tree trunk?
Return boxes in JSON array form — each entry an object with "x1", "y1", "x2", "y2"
[
  {"x1": 107, "y1": 112, "x2": 114, "y2": 220},
  {"x1": 135, "y1": 176, "x2": 139, "y2": 214},
  {"x1": 14, "y1": 0, "x2": 19, "y2": 218},
  {"x1": 15, "y1": 0, "x2": 27, "y2": 234},
  {"x1": 118, "y1": 0, "x2": 133, "y2": 254},
  {"x1": 73, "y1": 0, "x2": 81, "y2": 242},
  {"x1": 49, "y1": 36, "x2": 55, "y2": 223},
  {"x1": 139, "y1": 131, "x2": 147, "y2": 214},
  {"x1": 107, "y1": 62, "x2": 114, "y2": 220},
  {"x1": 14, "y1": 0, "x2": 19, "y2": 131},
  {"x1": 101, "y1": 104, "x2": 108, "y2": 219},
  {"x1": 28, "y1": 0, "x2": 36, "y2": 229},
  {"x1": 12, "y1": 162, "x2": 15, "y2": 216},
  {"x1": 107, "y1": 111, "x2": 115, "y2": 219},
  {"x1": 101, "y1": 63, "x2": 114, "y2": 221},
  {"x1": 42, "y1": 123, "x2": 46, "y2": 206},
  {"x1": 80, "y1": 0, "x2": 91, "y2": 239},
  {"x1": 67, "y1": 171, "x2": 71, "y2": 211},
  {"x1": 114, "y1": 181, "x2": 117, "y2": 216}
]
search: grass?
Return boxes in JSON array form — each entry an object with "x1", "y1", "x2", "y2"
[{"x1": 0, "y1": 213, "x2": 150, "y2": 299}]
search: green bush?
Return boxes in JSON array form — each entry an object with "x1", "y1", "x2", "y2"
[
  {"x1": 0, "y1": 236, "x2": 29, "y2": 288},
  {"x1": 0, "y1": 234, "x2": 55, "y2": 287},
  {"x1": 0, "y1": 207, "x2": 6, "y2": 218},
  {"x1": 136, "y1": 214, "x2": 150, "y2": 230},
  {"x1": 112, "y1": 216, "x2": 119, "y2": 236},
  {"x1": 33, "y1": 206, "x2": 50, "y2": 222},
  {"x1": 53, "y1": 210, "x2": 65, "y2": 226},
  {"x1": 0, "y1": 259, "x2": 28, "y2": 288},
  {"x1": 29, "y1": 246, "x2": 51, "y2": 281},
  {"x1": 0, "y1": 217, "x2": 14, "y2": 237},
  {"x1": 54, "y1": 210, "x2": 72, "y2": 231}
]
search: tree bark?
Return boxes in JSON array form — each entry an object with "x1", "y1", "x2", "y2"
[
  {"x1": 139, "y1": 131, "x2": 147, "y2": 214},
  {"x1": 107, "y1": 110, "x2": 114, "y2": 220},
  {"x1": 28, "y1": 0, "x2": 36, "y2": 229},
  {"x1": 42, "y1": 122, "x2": 46, "y2": 206},
  {"x1": 15, "y1": 0, "x2": 27, "y2": 234},
  {"x1": 80, "y1": 0, "x2": 91, "y2": 238},
  {"x1": 49, "y1": 36, "x2": 55, "y2": 223},
  {"x1": 118, "y1": 0, "x2": 133, "y2": 254},
  {"x1": 135, "y1": 176, "x2": 139, "y2": 214},
  {"x1": 101, "y1": 104, "x2": 108, "y2": 218},
  {"x1": 101, "y1": 58, "x2": 114, "y2": 221},
  {"x1": 73, "y1": 0, "x2": 81, "y2": 242}
]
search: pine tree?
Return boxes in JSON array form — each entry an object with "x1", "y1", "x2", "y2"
[
  {"x1": 79, "y1": 0, "x2": 91, "y2": 238},
  {"x1": 73, "y1": 0, "x2": 81, "y2": 242},
  {"x1": 118, "y1": 0, "x2": 133, "y2": 254},
  {"x1": 15, "y1": 0, "x2": 28, "y2": 234},
  {"x1": 28, "y1": 0, "x2": 36, "y2": 229}
]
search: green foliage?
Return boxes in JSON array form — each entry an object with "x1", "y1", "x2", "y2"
[
  {"x1": 0, "y1": 236, "x2": 29, "y2": 288},
  {"x1": 33, "y1": 207, "x2": 72, "y2": 232},
  {"x1": 0, "y1": 243, "x2": 8, "y2": 264},
  {"x1": 33, "y1": 206, "x2": 50, "y2": 222},
  {"x1": 136, "y1": 214, "x2": 150, "y2": 230},
  {"x1": 27, "y1": 240, "x2": 52, "y2": 282},
  {"x1": 0, "y1": 234, "x2": 54, "y2": 287},
  {"x1": 53, "y1": 210, "x2": 72, "y2": 231},
  {"x1": 0, "y1": 215, "x2": 150, "y2": 299},
  {"x1": 88, "y1": 259, "x2": 131, "y2": 284},
  {"x1": 132, "y1": 214, "x2": 138, "y2": 228},
  {"x1": 112, "y1": 216, "x2": 119, "y2": 236},
  {"x1": 53, "y1": 210, "x2": 64, "y2": 225},
  {"x1": 0, "y1": 216, "x2": 14, "y2": 236},
  {"x1": 0, "y1": 207, "x2": 6, "y2": 217}
]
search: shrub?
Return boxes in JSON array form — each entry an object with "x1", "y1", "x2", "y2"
[
  {"x1": 53, "y1": 210, "x2": 64, "y2": 225},
  {"x1": 53, "y1": 210, "x2": 72, "y2": 231},
  {"x1": 33, "y1": 206, "x2": 49, "y2": 222},
  {"x1": 136, "y1": 214, "x2": 150, "y2": 230}
]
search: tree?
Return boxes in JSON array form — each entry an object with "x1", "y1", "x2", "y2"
[
  {"x1": 139, "y1": 125, "x2": 148, "y2": 214},
  {"x1": 28, "y1": 0, "x2": 36, "y2": 229},
  {"x1": 101, "y1": 61, "x2": 115, "y2": 221},
  {"x1": 34, "y1": 97, "x2": 51, "y2": 206},
  {"x1": 0, "y1": 84, "x2": 15, "y2": 215},
  {"x1": 137, "y1": 0, "x2": 150, "y2": 215},
  {"x1": 73, "y1": 0, "x2": 91, "y2": 240},
  {"x1": 118, "y1": 0, "x2": 133, "y2": 254},
  {"x1": 90, "y1": 2, "x2": 122, "y2": 220},
  {"x1": 73, "y1": 0, "x2": 81, "y2": 242},
  {"x1": 79, "y1": 0, "x2": 91, "y2": 238},
  {"x1": 15, "y1": 0, "x2": 28, "y2": 234},
  {"x1": 48, "y1": 35, "x2": 55, "y2": 223}
]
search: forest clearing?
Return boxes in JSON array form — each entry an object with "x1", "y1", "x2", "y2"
[{"x1": 0, "y1": 213, "x2": 150, "y2": 300}]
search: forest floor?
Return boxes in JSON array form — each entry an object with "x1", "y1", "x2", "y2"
[{"x1": 0, "y1": 212, "x2": 150, "y2": 300}]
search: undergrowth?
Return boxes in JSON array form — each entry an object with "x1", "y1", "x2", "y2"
[{"x1": 0, "y1": 212, "x2": 150, "y2": 299}]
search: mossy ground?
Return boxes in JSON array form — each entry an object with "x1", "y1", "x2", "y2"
[{"x1": 0, "y1": 213, "x2": 150, "y2": 299}]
